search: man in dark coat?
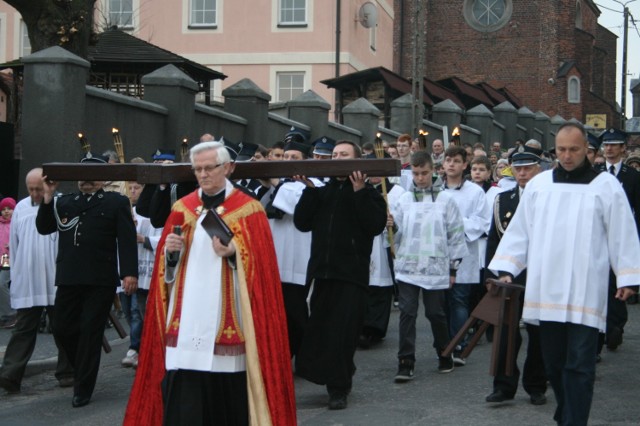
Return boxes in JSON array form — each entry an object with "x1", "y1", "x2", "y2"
[
  {"x1": 293, "y1": 140, "x2": 387, "y2": 410},
  {"x1": 595, "y1": 128, "x2": 640, "y2": 351},
  {"x1": 484, "y1": 151, "x2": 547, "y2": 406},
  {"x1": 37, "y1": 154, "x2": 138, "y2": 408}
]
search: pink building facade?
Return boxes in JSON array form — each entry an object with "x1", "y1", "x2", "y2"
[{"x1": 0, "y1": 1, "x2": 394, "y2": 109}]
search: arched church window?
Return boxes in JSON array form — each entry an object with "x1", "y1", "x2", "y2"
[
  {"x1": 576, "y1": 1, "x2": 583, "y2": 29},
  {"x1": 568, "y1": 76, "x2": 581, "y2": 103}
]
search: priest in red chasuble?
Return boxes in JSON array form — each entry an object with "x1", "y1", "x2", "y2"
[{"x1": 124, "y1": 141, "x2": 296, "y2": 426}]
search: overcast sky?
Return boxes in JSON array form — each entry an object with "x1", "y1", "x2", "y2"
[{"x1": 597, "y1": 0, "x2": 640, "y2": 118}]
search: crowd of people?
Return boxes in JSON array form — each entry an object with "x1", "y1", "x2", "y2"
[{"x1": 0, "y1": 123, "x2": 638, "y2": 426}]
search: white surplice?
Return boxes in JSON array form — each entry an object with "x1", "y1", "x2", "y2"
[
  {"x1": 369, "y1": 184, "x2": 405, "y2": 287},
  {"x1": 134, "y1": 209, "x2": 162, "y2": 291},
  {"x1": 9, "y1": 197, "x2": 57, "y2": 309},
  {"x1": 488, "y1": 170, "x2": 640, "y2": 332},
  {"x1": 392, "y1": 185, "x2": 468, "y2": 290},
  {"x1": 444, "y1": 181, "x2": 491, "y2": 284},
  {"x1": 270, "y1": 179, "x2": 322, "y2": 286}
]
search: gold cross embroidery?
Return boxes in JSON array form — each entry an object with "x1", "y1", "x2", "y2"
[
  {"x1": 171, "y1": 319, "x2": 180, "y2": 329},
  {"x1": 223, "y1": 326, "x2": 236, "y2": 339}
]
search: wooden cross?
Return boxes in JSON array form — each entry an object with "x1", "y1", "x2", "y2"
[{"x1": 42, "y1": 159, "x2": 400, "y2": 183}]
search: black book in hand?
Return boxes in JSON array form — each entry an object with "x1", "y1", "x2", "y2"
[{"x1": 200, "y1": 209, "x2": 234, "y2": 246}]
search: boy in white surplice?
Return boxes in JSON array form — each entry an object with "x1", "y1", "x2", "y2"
[{"x1": 391, "y1": 151, "x2": 468, "y2": 382}]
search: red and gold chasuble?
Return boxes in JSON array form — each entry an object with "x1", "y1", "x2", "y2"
[{"x1": 124, "y1": 187, "x2": 297, "y2": 426}]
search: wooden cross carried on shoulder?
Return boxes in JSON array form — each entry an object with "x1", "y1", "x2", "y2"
[{"x1": 42, "y1": 159, "x2": 400, "y2": 182}]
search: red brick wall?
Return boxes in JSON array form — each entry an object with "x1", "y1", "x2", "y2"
[{"x1": 393, "y1": 0, "x2": 618, "y2": 123}]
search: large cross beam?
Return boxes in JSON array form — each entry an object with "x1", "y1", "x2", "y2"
[{"x1": 42, "y1": 159, "x2": 400, "y2": 183}]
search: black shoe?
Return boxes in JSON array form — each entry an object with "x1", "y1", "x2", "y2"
[
  {"x1": 357, "y1": 334, "x2": 372, "y2": 349},
  {"x1": 529, "y1": 392, "x2": 547, "y2": 406},
  {"x1": 327, "y1": 391, "x2": 348, "y2": 410},
  {"x1": 606, "y1": 327, "x2": 623, "y2": 351},
  {"x1": 58, "y1": 377, "x2": 74, "y2": 388},
  {"x1": 0, "y1": 376, "x2": 20, "y2": 393},
  {"x1": 72, "y1": 395, "x2": 91, "y2": 408},
  {"x1": 438, "y1": 355, "x2": 454, "y2": 373},
  {"x1": 485, "y1": 390, "x2": 514, "y2": 403},
  {"x1": 394, "y1": 359, "x2": 414, "y2": 382}
]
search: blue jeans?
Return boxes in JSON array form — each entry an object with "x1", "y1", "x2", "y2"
[
  {"x1": 447, "y1": 284, "x2": 473, "y2": 349},
  {"x1": 118, "y1": 290, "x2": 148, "y2": 352},
  {"x1": 539, "y1": 321, "x2": 599, "y2": 426}
]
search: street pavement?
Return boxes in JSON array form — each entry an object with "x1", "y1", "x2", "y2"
[{"x1": 1, "y1": 305, "x2": 639, "y2": 425}]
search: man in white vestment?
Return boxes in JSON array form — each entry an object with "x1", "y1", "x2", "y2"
[
  {"x1": 0, "y1": 168, "x2": 73, "y2": 393},
  {"x1": 264, "y1": 139, "x2": 322, "y2": 358},
  {"x1": 489, "y1": 122, "x2": 640, "y2": 426}
]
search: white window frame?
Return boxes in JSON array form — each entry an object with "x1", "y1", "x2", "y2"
[
  {"x1": 182, "y1": 0, "x2": 223, "y2": 33},
  {"x1": 108, "y1": 0, "x2": 135, "y2": 30},
  {"x1": 189, "y1": 0, "x2": 217, "y2": 28},
  {"x1": 278, "y1": 0, "x2": 307, "y2": 26},
  {"x1": 276, "y1": 71, "x2": 306, "y2": 102},
  {"x1": 568, "y1": 76, "x2": 580, "y2": 103}
]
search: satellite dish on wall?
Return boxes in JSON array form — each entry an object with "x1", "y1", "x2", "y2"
[{"x1": 358, "y1": 2, "x2": 378, "y2": 29}]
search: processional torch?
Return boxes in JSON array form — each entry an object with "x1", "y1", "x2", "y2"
[
  {"x1": 111, "y1": 128, "x2": 131, "y2": 199},
  {"x1": 180, "y1": 137, "x2": 190, "y2": 163},
  {"x1": 374, "y1": 133, "x2": 396, "y2": 258},
  {"x1": 78, "y1": 132, "x2": 91, "y2": 155},
  {"x1": 451, "y1": 126, "x2": 461, "y2": 146}
]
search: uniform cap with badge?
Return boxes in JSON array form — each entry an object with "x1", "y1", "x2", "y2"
[
  {"x1": 311, "y1": 136, "x2": 336, "y2": 157},
  {"x1": 235, "y1": 142, "x2": 259, "y2": 162},
  {"x1": 509, "y1": 145, "x2": 542, "y2": 167},
  {"x1": 600, "y1": 128, "x2": 627, "y2": 145},
  {"x1": 152, "y1": 149, "x2": 176, "y2": 162},
  {"x1": 284, "y1": 126, "x2": 311, "y2": 144},
  {"x1": 80, "y1": 152, "x2": 109, "y2": 164}
]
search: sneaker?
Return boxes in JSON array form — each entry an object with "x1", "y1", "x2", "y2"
[
  {"x1": 121, "y1": 349, "x2": 138, "y2": 368},
  {"x1": 438, "y1": 355, "x2": 454, "y2": 373},
  {"x1": 452, "y1": 351, "x2": 466, "y2": 366},
  {"x1": 394, "y1": 359, "x2": 414, "y2": 382}
]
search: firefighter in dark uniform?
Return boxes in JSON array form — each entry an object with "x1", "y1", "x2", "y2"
[
  {"x1": 36, "y1": 153, "x2": 138, "y2": 408},
  {"x1": 484, "y1": 149, "x2": 547, "y2": 406},
  {"x1": 595, "y1": 128, "x2": 640, "y2": 351}
]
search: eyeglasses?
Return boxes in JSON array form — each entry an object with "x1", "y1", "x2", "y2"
[{"x1": 192, "y1": 163, "x2": 225, "y2": 174}]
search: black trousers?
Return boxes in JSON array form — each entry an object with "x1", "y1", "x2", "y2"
[
  {"x1": 362, "y1": 286, "x2": 393, "y2": 340},
  {"x1": 53, "y1": 285, "x2": 115, "y2": 399},
  {"x1": 162, "y1": 369, "x2": 248, "y2": 426},
  {"x1": 492, "y1": 323, "x2": 547, "y2": 396},
  {"x1": 281, "y1": 282, "x2": 309, "y2": 358},
  {"x1": 597, "y1": 270, "x2": 629, "y2": 353},
  {"x1": 0, "y1": 306, "x2": 73, "y2": 385},
  {"x1": 492, "y1": 292, "x2": 546, "y2": 396},
  {"x1": 295, "y1": 279, "x2": 367, "y2": 391}
]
